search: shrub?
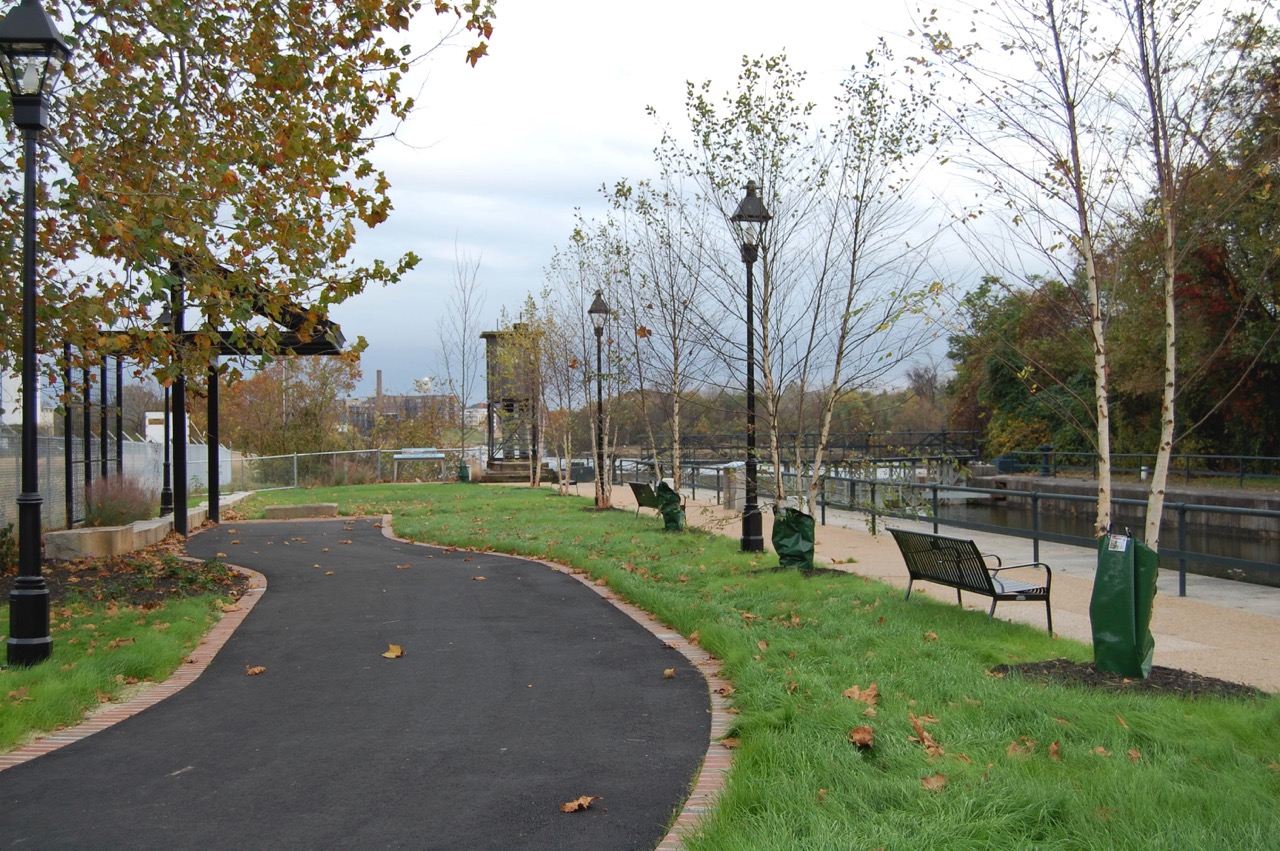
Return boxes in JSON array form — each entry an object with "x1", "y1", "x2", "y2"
[
  {"x1": 85, "y1": 477, "x2": 159, "y2": 527},
  {"x1": 0, "y1": 523, "x2": 16, "y2": 574}
]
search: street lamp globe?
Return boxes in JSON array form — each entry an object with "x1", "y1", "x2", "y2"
[
  {"x1": 588, "y1": 290, "x2": 610, "y2": 337},
  {"x1": 0, "y1": 0, "x2": 70, "y2": 130}
]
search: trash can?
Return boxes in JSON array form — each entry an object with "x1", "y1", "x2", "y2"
[
  {"x1": 772, "y1": 506, "x2": 815, "y2": 572},
  {"x1": 1089, "y1": 532, "x2": 1158, "y2": 678},
  {"x1": 655, "y1": 480, "x2": 685, "y2": 532}
]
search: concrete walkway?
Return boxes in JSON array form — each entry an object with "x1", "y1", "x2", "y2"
[{"x1": 603, "y1": 482, "x2": 1280, "y2": 693}]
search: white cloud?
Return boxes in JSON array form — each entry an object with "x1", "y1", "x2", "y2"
[{"x1": 336, "y1": 0, "x2": 925, "y2": 395}]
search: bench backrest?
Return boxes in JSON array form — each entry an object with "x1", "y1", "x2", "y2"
[
  {"x1": 889, "y1": 529, "x2": 997, "y2": 595},
  {"x1": 627, "y1": 481, "x2": 660, "y2": 508}
]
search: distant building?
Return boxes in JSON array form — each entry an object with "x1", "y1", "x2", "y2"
[
  {"x1": 463, "y1": 402, "x2": 488, "y2": 429},
  {"x1": 344, "y1": 369, "x2": 459, "y2": 436}
]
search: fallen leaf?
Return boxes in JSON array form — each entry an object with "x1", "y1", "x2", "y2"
[
  {"x1": 908, "y1": 712, "x2": 944, "y2": 757},
  {"x1": 843, "y1": 682, "x2": 879, "y2": 707},
  {"x1": 107, "y1": 637, "x2": 136, "y2": 649},
  {"x1": 216, "y1": 552, "x2": 227, "y2": 558},
  {"x1": 1127, "y1": 748, "x2": 1142, "y2": 764},
  {"x1": 382, "y1": 644, "x2": 405, "y2": 659},
  {"x1": 1094, "y1": 746, "x2": 1112, "y2": 757},
  {"x1": 1115, "y1": 715, "x2": 1129, "y2": 729},
  {"x1": 720, "y1": 737, "x2": 741, "y2": 749},
  {"x1": 221, "y1": 604, "x2": 240, "y2": 613},
  {"x1": 663, "y1": 668, "x2": 677, "y2": 679},
  {"x1": 339, "y1": 539, "x2": 353, "y2": 545},
  {"x1": 1007, "y1": 737, "x2": 1035, "y2": 757},
  {"x1": 396, "y1": 564, "x2": 411, "y2": 570},
  {"x1": 848, "y1": 726, "x2": 875, "y2": 748},
  {"x1": 325, "y1": 571, "x2": 335, "y2": 576},
  {"x1": 7, "y1": 687, "x2": 32, "y2": 703},
  {"x1": 473, "y1": 576, "x2": 487, "y2": 582},
  {"x1": 689, "y1": 631, "x2": 700, "y2": 645},
  {"x1": 921, "y1": 772, "x2": 948, "y2": 792},
  {"x1": 245, "y1": 666, "x2": 267, "y2": 676},
  {"x1": 1049, "y1": 741, "x2": 1062, "y2": 761},
  {"x1": 923, "y1": 632, "x2": 939, "y2": 641},
  {"x1": 817, "y1": 788, "x2": 829, "y2": 803},
  {"x1": 758, "y1": 640, "x2": 768, "y2": 651},
  {"x1": 559, "y1": 795, "x2": 598, "y2": 813}
]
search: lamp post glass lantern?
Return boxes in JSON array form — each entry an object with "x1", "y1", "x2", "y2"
[
  {"x1": 730, "y1": 180, "x2": 771, "y2": 553},
  {"x1": 588, "y1": 291, "x2": 610, "y2": 507},
  {"x1": 1, "y1": 0, "x2": 71, "y2": 666}
]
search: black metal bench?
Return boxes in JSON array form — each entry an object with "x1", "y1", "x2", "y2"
[
  {"x1": 627, "y1": 481, "x2": 661, "y2": 517},
  {"x1": 889, "y1": 528, "x2": 1053, "y2": 633},
  {"x1": 627, "y1": 481, "x2": 686, "y2": 518}
]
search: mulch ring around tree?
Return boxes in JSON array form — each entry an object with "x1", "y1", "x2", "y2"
[
  {"x1": 0, "y1": 533, "x2": 251, "y2": 608},
  {"x1": 991, "y1": 658, "x2": 1268, "y2": 700}
]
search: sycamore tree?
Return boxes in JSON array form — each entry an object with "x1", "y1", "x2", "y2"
[{"x1": 0, "y1": 0, "x2": 494, "y2": 389}]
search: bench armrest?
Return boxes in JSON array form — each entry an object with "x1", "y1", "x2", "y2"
[
  {"x1": 990, "y1": 562, "x2": 1052, "y2": 589},
  {"x1": 981, "y1": 552, "x2": 1002, "y2": 568}
]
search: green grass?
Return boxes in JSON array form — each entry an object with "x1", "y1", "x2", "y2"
[
  {"x1": 0, "y1": 595, "x2": 225, "y2": 752},
  {"x1": 113, "y1": 484, "x2": 1280, "y2": 846},
  {"x1": 244, "y1": 483, "x2": 1280, "y2": 848}
]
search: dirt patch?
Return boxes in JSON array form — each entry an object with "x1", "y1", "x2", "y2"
[
  {"x1": 992, "y1": 657, "x2": 1267, "y2": 699},
  {"x1": 1, "y1": 532, "x2": 250, "y2": 608}
]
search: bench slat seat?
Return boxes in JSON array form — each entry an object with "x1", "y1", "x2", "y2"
[
  {"x1": 889, "y1": 528, "x2": 1053, "y2": 633},
  {"x1": 627, "y1": 481, "x2": 661, "y2": 517}
]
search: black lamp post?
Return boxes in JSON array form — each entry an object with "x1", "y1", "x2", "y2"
[
  {"x1": 730, "y1": 179, "x2": 771, "y2": 553},
  {"x1": 587, "y1": 290, "x2": 610, "y2": 508},
  {"x1": 156, "y1": 306, "x2": 174, "y2": 517},
  {"x1": 1, "y1": 0, "x2": 71, "y2": 666}
]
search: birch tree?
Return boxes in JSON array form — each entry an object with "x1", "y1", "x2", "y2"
[
  {"x1": 656, "y1": 49, "x2": 945, "y2": 515},
  {"x1": 918, "y1": 0, "x2": 1130, "y2": 535}
]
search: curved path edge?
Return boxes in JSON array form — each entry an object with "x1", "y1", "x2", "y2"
[
  {"x1": 0, "y1": 562, "x2": 268, "y2": 774},
  {"x1": 377, "y1": 515, "x2": 735, "y2": 850}
]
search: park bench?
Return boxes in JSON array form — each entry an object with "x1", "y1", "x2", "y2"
[
  {"x1": 889, "y1": 528, "x2": 1053, "y2": 633},
  {"x1": 392, "y1": 447, "x2": 447, "y2": 482},
  {"x1": 627, "y1": 480, "x2": 686, "y2": 518}
]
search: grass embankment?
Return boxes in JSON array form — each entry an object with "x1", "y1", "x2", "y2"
[
  {"x1": 227, "y1": 485, "x2": 1280, "y2": 846},
  {"x1": 0, "y1": 555, "x2": 237, "y2": 753}
]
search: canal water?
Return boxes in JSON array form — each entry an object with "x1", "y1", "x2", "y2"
[{"x1": 934, "y1": 501, "x2": 1280, "y2": 586}]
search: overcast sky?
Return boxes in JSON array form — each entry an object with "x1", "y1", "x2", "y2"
[{"x1": 332, "y1": 1, "x2": 932, "y2": 397}]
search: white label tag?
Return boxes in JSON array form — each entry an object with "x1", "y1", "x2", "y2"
[{"x1": 1108, "y1": 534, "x2": 1129, "y2": 552}]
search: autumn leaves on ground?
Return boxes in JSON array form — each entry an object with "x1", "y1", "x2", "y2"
[{"x1": 6, "y1": 483, "x2": 1280, "y2": 848}]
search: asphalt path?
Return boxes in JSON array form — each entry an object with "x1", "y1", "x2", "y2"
[{"x1": 0, "y1": 518, "x2": 710, "y2": 850}]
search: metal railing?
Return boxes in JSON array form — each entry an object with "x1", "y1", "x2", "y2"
[
  {"x1": 997, "y1": 448, "x2": 1280, "y2": 488},
  {"x1": 814, "y1": 478, "x2": 1280, "y2": 596}
]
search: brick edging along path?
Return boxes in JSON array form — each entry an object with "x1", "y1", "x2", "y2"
[{"x1": 0, "y1": 564, "x2": 268, "y2": 773}]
